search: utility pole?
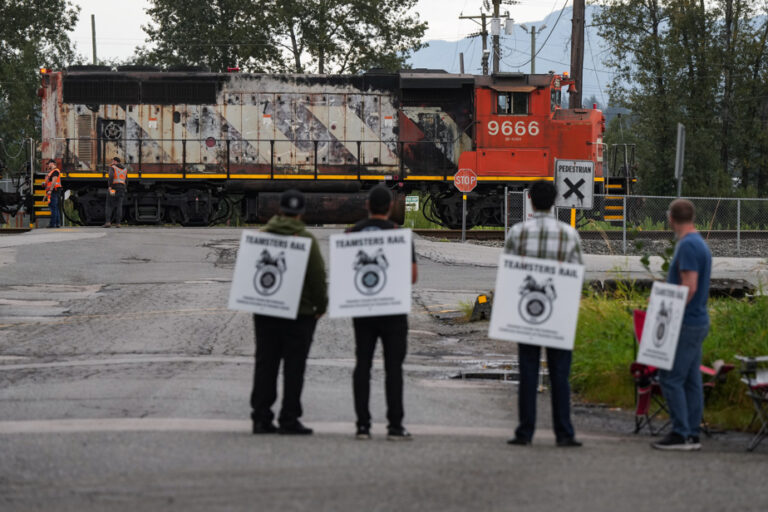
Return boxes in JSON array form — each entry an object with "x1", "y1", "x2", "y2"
[
  {"x1": 492, "y1": 0, "x2": 500, "y2": 74},
  {"x1": 459, "y1": 12, "x2": 490, "y2": 75},
  {"x1": 91, "y1": 14, "x2": 97, "y2": 65},
  {"x1": 569, "y1": 0, "x2": 585, "y2": 108},
  {"x1": 519, "y1": 24, "x2": 546, "y2": 74},
  {"x1": 460, "y1": 53, "x2": 465, "y2": 74}
]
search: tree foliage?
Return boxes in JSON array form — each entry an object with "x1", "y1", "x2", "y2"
[
  {"x1": 596, "y1": 0, "x2": 768, "y2": 197},
  {"x1": 0, "y1": 0, "x2": 79, "y2": 169},
  {"x1": 138, "y1": 0, "x2": 427, "y2": 74}
]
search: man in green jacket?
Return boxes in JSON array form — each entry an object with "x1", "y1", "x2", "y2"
[{"x1": 251, "y1": 189, "x2": 328, "y2": 435}]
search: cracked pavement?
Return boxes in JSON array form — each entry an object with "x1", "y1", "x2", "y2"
[{"x1": 0, "y1": 227, "x2": 765, "y2": 511}]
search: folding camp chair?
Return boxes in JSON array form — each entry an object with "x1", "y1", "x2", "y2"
[
  {"x1": 630, "y1": 310, "x2": 733, "y2": 436},
  {"x1": 735, "y1": 355, "x2": 768, "y2": 451},
  {"x1": 631, "y1": 310, "x2": 670, "y2": 435}
]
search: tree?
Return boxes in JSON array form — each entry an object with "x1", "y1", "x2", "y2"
[
  {"x1": 268, "y1": 0, "x2": 427, "y2": 74},
  {"x1": 137, "y1": 0, "x2": 282, "y2": 72},
  {"x1": 138, "y1": 0, "x2": 427, "y2": 74},
  {"x1": 596, "y1": 0, "x2": 768, "y2": 197},
  {"x1": 0, "y1": 0, "x2": 79, "y2": 171}
]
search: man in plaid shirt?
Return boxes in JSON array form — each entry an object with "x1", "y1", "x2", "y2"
[{"x1": 504, "y1": 181, "x2": 584, "y2": 447}]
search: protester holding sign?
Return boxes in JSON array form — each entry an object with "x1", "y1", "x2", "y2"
[
  {"x1": 503, "y1": 181, "x2": 584, "y2": 448},
  {"x1": 652, "y1": 199, "x2": 712, "y2": 451},
  {"x1": 345, "y1": 185, "x2": 417, "y2": 441},
  {"x1": 250, "y1": 190, "x2": 328, "y2": 436}
]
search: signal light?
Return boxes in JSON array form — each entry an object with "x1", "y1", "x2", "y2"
[
  {"x1": 227, "y1": 67, "x2": 241, "y2": 72},
  {"x1": 40, "y1": 67, "x2": 49, "y2": 74}
]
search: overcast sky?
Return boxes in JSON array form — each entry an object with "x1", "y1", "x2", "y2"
[{"x1": 69, "y1": 0, "x2": 570, "y2": 62}]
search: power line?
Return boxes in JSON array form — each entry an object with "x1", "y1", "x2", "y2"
[
  {"x1": 506, "y1": 0, "x2": 569, "y2": 68},
  {"x1": 586, "y1": 26, "x2": 606, "y2": 106}
]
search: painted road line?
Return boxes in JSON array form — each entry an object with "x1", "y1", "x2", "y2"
[{"x1": 0, "y1": 418, "x2": 631, "y2": 442}]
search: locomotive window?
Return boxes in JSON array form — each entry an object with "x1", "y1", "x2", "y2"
[{"x1": 497, "y1": 92, "x2": 528, "y2": 115}]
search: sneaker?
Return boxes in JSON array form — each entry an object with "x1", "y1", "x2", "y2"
[
  {"x1": 687, "y1": 436, "x2": 702, "y2": 451},
  {"x1": 278, "y1": 421, "x2": 313, "y2": 435},
  {"x1": 506, "y1": 437, "x2": 531, "y2": 446},
  {"x1": 102, "y1": 223, "x2": 111, "y2": 228},
  {"x1": 355, "y1": 425, "x2": 372, "y2": 440},
  {"x1": 556, "y1": 437, "x2": 583, "y2": 448},
  {"x1": 386, "y1": 427, "x2": 412, "y2": 441},
  {"x1": 114, "y1": 224, "x2": 121, "y2": 228},
  {"x1": 651, "y1": 432, "x2": 694, "y2": 451},
  {"x1": 252, "y1": 422, "x2": 278, "y2": 434}
]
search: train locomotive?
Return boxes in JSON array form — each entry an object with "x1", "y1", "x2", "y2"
[{"x1": 37, "y1": 66, "x2": 611, "y2": 227}]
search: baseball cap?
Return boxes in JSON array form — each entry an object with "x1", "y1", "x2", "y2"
[{"x1": 279, "y1": 189, "x2": 305, "y2": 215}]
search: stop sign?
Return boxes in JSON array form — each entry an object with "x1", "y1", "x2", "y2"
[{"x1": 454, "y1": 168, "x2": 478, "y2": 193}]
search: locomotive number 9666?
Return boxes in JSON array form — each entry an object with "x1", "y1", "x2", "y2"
[{"x1": 487, "y1": 120, "x2": 540, "y2": 137}]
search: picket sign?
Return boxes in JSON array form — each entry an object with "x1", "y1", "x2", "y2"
[
  {"x1": 489, "y1": 254, "x2": 585, "y2": 350},
  {"x1": 636, "y1": 281, "x2": 689, "y2": 371},
  {"x1": 328, "y1": 229, "x2": 412, "y2": 318},
  {"x1": 228, "y1": 230, "x2": 311, "y2": 319}
]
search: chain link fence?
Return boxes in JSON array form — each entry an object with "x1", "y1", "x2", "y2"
[{"x1": 504, "y1": 190, "x2": 768, "y2": 258}]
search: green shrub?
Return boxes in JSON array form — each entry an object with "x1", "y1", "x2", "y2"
[{"x1": 572, "y1": 292, "x2": 768, "y2": 431}]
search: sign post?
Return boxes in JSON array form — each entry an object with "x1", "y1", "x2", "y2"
[
  {"x1": 675, "y1": 123, "x2": 685, "y2": 197},
  {"x1": 454, "y1": 168, "x2": 478, "y2": 243}
]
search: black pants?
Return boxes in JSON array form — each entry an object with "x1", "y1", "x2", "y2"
[
  {"x1": 105, "y1": 186, "x2": 125, "y2": 224},
  {"x1": 352, "y1": 315, "x2": 408, "y2": 429},
  {"x1": 250, "y1": 314, "x2": 317, "y2": 426},
  {"x1": 515, "y1": 343, "x2": 575, "y2": 442}
]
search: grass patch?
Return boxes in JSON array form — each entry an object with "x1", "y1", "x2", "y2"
[
  {"x1": 404, "y1": 194, "x2": 442, "y2": 229},
  {"x1": 572, "y1": 290, "x2": 768, "y2": 431}
]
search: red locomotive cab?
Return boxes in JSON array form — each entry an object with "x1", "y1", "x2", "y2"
[{"x1": 458, "y1": 73, "x2": 605, "y2": 182}]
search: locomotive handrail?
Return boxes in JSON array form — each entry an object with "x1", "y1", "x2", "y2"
[{"x1": 48, "y1": 137, "x2": 458, "y2": 178}]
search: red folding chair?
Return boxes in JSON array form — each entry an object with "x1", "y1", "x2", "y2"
[
  {"x1": 631, "y1": 309, "x2": 734, "y2": 436},
  {"x1": 630, "y1": 310, "x2": 670, "y2": 435}
]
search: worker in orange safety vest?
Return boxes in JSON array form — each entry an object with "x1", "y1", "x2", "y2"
[
  {"x1": 103, "y1": 156, "x2": 128, "y2": 228},
  {"x1": 43, "y1": 159, "x2": 62, "y2": 228}
]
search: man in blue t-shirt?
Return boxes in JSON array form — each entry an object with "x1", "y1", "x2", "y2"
[{"x1": 652, "y1": 199, "x2": 712, "y2": 451}]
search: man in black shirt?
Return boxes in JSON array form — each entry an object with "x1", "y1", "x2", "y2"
[{"x1": 347, "y1": 185, "x2": 417, "y2": 440}]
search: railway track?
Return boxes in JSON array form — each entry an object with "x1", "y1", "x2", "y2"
[{"x1": 414, "y1": 229, "x2": 768, "y2": 241}]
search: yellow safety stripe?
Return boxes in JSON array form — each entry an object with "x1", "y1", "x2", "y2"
[
  {"x1": 65, "y1": 173, "x2": 106, "y2": 178},
  {"x1": 605, "y1": 196, "x2": 624, "y2": 200},
  {"x1": 34, "y1": 190, "x2": 45, "y2": 196},
  {"x1": 35, "y1": 211, "x2": 51, "y2": 217},
  {"x1": 604, "y1": 215, "x2": 624, "y2": 220},
  {"x1": 604, "y1": 205, "x2": 624, "y2": 211},
  {"x1": 54, "y1": 172, "x2": 607, "y2": 183},
  {"x1": 606, "y1": 184, "x2": 624, "y2": 189},
  {"x1": 34, "y1": 201, "x2": 49, "y2": 207}
]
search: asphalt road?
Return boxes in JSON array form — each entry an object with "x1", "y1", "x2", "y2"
[{"x1": 0, "y1": 227, "x2": 765, "y2": 512}]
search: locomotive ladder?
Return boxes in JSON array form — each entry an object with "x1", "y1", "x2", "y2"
[
  {"x1": 603, "y1": 176, "x2": 629, "y2": 225},
  {"x1": 32, "y1": 177, "x2": 50, "y2": 224}
]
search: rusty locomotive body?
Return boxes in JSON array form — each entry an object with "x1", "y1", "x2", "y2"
[{"x1": 38, "y1": 67, "x2": 606, "y2": 227}]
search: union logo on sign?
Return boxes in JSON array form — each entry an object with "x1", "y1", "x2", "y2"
[{"x1": 454, "y1": 168, "x2": 478, "y2": 193}]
